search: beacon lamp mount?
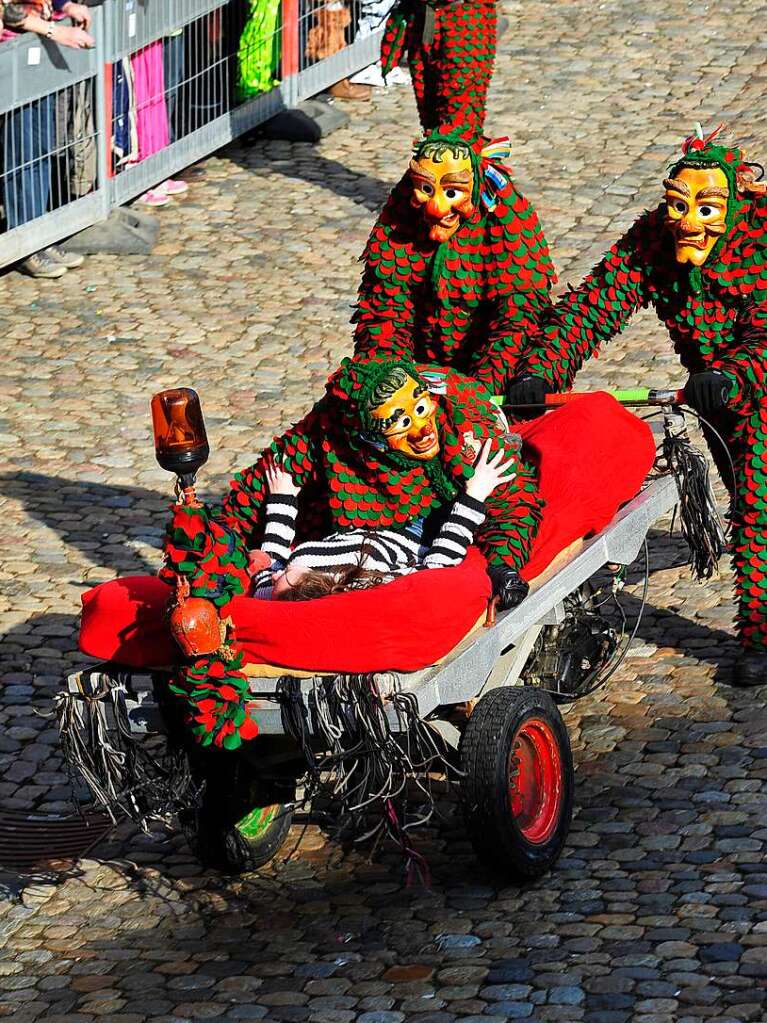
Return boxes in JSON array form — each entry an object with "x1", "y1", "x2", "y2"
[
  {"x1": 151, "y1": 387, "x2": 210, "y2": 506},
  {"x1": 151, "y1": 387, "x2": 224, "y2": 658}
]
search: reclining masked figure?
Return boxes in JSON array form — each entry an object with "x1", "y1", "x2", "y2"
[
  {"x1": 380, "y1": 0, "x2": 497, "y2": 132},
  {"x1": 353, "y1": 124, "x2": 556, "y2": 396},
  {"x1": 507, "y1": 126, "x2": 767, "y2": 685},
  {"x1": 162, "y1": 358, "x2": 543, "y2": 747}
]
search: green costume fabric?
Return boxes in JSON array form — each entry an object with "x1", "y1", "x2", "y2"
[
  {"x1": 517, "y1": 134, "x2": 767, "y2": 649},
  {"x1": 236, "y1": 0, "x2": 281, "y2": 100},
  {"x1": 162, "y1": 360, "x2": 544, "y2": 747},
  {"x1": 381, "y1": 0, "x2": 497, "y2": 132},
  {"x1": 353, "y1": 125, "x2": 556, "y2": 395}
]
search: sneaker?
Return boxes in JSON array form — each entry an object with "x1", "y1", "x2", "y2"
[
  {"x1": 328, "y1": 78, "x2": 372, "y2": 101},
  {"x1": 45, "y1": 244, "x2": 85, "y2": 269},
  {"x1": 157, "y1": 178, "x2": 188, "y2": 196},
  {"x1": 135, "y1": 189, "x2": 171, "y2": 207},
  {"x1": 19, "y1": 250, "x2": 68, "y2": 279}
]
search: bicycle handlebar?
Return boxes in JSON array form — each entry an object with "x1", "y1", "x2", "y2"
[
  {"x1": 542, "y1": 387, "x2": 686, "y2": 407},
  {"x1": 494, "y1": 387, "x2": 687, "y2": 409}
]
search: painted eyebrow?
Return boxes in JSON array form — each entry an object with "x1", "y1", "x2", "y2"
[
  {"x1": 697, "y1": 186, "x2": 729, "y2": 200},
  {"x1": 409, "y1": 160, "x2": 436, "y2": 182},
  {"x1": 441, "y1": 173, "x2": 472, "y2": 185},
  {"x1": 663, "y1": 177, "x2": 691, "y2": 196},
  {"x1": 378, "y1": 407, "x2": 405, "y2": 432}
]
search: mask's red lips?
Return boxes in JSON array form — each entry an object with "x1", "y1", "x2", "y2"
[
  {"x1": 677, "y1": 235, "x2": 708, "y2": 249},
  {"x1": 410, "y1": 428, "x2": 438, "y2": 453}
]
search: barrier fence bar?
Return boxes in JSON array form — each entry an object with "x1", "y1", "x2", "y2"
[
  {"x1": 0, "y1": 5, "x2": 105, "y2": 267},
  {"x1": 0, "y1": 1, "x2": 387, "y2": 271}
]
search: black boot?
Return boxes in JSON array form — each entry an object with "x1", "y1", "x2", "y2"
[{"x1": 731, "y1": 650, "x2": 767, "y2": 688}]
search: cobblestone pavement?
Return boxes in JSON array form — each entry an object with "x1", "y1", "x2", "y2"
[{"x1": 2, "y1": 1, "x2": 767, "y2": 1020}]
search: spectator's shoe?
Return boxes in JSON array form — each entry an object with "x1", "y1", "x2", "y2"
[
  {"x1": 136, "y1": 189, "x2": 171, "y2": 208},
  {"x1": 731, "y1": 650, "x2": 767, "y2": 687},
  {"x1": 45, "y1": 244, "x2": 85, "y2": 269},
  {"x1": 329, "y1": 78, "x2": 372, "y2": 101},
  {"x1": 157, "y1": 178, "x2": 188, "y2": 196},
  {"x1": 19, "y1": 250, "x2": 68, "y2": 279}
]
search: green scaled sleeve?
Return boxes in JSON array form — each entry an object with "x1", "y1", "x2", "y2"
[
  {"x1": 477, "y1": 458, "x2": 544, "y2": 570},
  {"x1": 218, "y1": 401, "x2": 323, "y2": 545},
  {"x1": 352, "y1": 262, "x2": 419, "y2": 364},
  {"x1": 520, "y1": 212, "x2": 653, "y2": 391},
  {"x1": 471, "y1": 286, "x2": 554, "y2": 395},
  {"x1": 717, "y1": 298, "x2": 767, "y2": 416}
]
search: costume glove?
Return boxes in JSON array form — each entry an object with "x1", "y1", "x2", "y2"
[
  {"x1": 505, "y1": 375, "x2": 555, "y2": 410},
  {"x1": 683, "y1": 371, "x2": 731, "y2": 416},
  {"x1": 487, "y1": 566, "x2": 530, "y2": 611}
]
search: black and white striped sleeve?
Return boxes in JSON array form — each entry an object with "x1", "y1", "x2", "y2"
[
  {"x1": 261, "y1": 495, "x2": 298, "y2": 563},
  {"x1": 423, "y1": 493, "x2": 486, "y2": 569}
]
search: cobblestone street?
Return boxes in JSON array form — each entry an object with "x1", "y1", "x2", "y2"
[{"x1": 2, "y1": 1, "x2": 767, "y2": 1020}]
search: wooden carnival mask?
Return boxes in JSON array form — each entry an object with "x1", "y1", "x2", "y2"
[
  {"x1": 369, "y1": 374, "x2": 440, "y2": 460},
  {"x1": 409, "y1": 150, "x2": 476, "y2": 243},
  {"x1": 663, "y1": 166, "x2": 730, "y2": 266}
]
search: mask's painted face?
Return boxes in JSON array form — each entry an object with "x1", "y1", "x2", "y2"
[
  {"x1": 369, "y1": 375, "x2": 440, "y2": 460},
  {"x1": 409, "y1": 151, "x2": 475, "y2": 243},
  {"x1": 663, "y1": 166, "x2": 730, "y2": 266}
]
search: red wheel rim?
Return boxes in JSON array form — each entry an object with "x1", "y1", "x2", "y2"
[{"x1": 508, "y1": 716, "x2": 563, "y2": 844}]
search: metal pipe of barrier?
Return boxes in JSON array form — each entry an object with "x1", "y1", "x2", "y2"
[{"x1": 0, "y1": 1, "x2": 386, "y2": 271}]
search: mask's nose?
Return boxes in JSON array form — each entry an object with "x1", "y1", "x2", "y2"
[
  {"x1": 425, "y1": 192, "x2": 451, "y2": 220},
  {"x1": 679, "y1": 214, "x2": 702, "y2": 235}
]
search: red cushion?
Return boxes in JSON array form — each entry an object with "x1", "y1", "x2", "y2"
[
  {"x1": 79, "y1": 393, "x2": 655, "y2": 672},
  {"x1": 516, "y1": 392, "x2": 656, "y2": 580}
]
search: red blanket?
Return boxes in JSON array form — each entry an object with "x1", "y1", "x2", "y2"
[{"x1": 80, "y1": 393, "x2": 655, "y2": 672}]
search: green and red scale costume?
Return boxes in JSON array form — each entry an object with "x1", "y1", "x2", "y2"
[
  {"x1": 162, "y1": 359, "x2": 544, "y2": 748},
  {"x1": 354, "y1": 125, "x2": 556, "y2": 395},
  {"x1": 381, "y1": 0, "x2": 497, "y2": 132},
  {"x1": 515, "y1": 135, "x2": 767, "y2": 650}
]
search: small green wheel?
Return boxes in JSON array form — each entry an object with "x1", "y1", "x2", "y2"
[
  {"x1": 194, "y1": 757, "x2": 294, "y2": 873},
  {"x1": 460, "y1": 686, "x2": 574, "y2": 880}
]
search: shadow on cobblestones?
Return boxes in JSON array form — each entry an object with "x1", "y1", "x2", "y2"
[
  {"x1": 234, "y1": 141, "x2": 393, "y2": 214},
  {"x1": 0, "y1": 471, "x2": 166, "y2": 579}
]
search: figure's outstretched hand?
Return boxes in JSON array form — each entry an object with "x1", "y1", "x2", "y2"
[
  {"x1": 465, "y1": 439, "x2": 516, "y2": 502},
  {"x1": 264, "y1": 454, "x2": 301, "y2": 497},
  {"x1": 683, "y1": 371, "x2": 731, "y2": 417}
]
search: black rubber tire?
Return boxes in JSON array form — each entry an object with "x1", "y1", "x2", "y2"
[
  {"x1": 460, "y1": 686, "x2": 574, "y2": 880},
  {"x1": 194, "y1": 757, "x2": 294, "y2": 874}
]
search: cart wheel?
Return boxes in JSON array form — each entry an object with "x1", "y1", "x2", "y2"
[
  {"x1": 460, "y1": 687, "x2": 573, "y2": 880},
  {"x1": 194, "y1": 759, "x2": 294, "y2": 874}
]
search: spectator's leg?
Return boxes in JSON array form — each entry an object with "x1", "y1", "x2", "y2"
[
  {"x1": 4, "y1": 94, "x2": 54, "y2": 230},
  {"x1": 164, "y1": 33, "x2": 185, "y2": 144}
]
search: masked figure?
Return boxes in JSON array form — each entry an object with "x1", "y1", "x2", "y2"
[
  {"x1": 163, "y1": 358, "x2": 543, "y2": 746},
  {"x1": 507, "y1": 125, "x2": 767, "y2": 685},
  {"x1": 380, "y1": 0, "x2": 496, "y2": 132},
  {"x1": 354, "y1": 124, "x2": 555, "y2": 395}
]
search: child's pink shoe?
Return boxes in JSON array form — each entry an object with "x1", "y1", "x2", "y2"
[
  {"x1": 136, "y1": 189, "x2": 171, "y2": 208},
  {"x1": 157, "y1": 178, "x2": 189, "y2": 196}
]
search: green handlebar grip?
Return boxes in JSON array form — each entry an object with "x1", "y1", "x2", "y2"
[
  {"x1": 544, "y1": 388, "x2": 652, "y2": 405},
  {"x1": 499, "y1": 387, "x2": 685, "y2": 407}
]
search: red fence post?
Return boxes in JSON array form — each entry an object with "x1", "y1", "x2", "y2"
[{"x1": 281, "y1": 0, "x2": 299, "y2": 78}]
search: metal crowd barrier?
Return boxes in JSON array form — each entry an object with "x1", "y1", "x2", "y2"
[{"x1": 0, "y1": 0, "x2": 387, "y2": 270}]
